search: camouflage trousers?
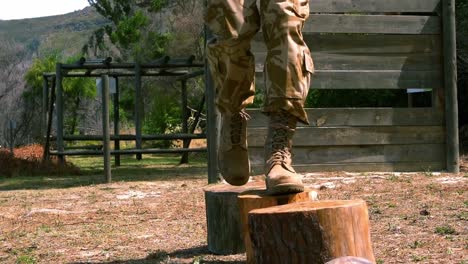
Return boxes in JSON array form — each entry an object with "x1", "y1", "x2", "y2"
[{"x1": 205, "y1": 0, "x2": 314, "y2": 124}]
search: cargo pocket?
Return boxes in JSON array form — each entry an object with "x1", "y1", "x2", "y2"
[{"x1": 303, "y1": 50, "x2": 315, "y2": 75}]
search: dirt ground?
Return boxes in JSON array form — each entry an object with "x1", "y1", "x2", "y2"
[{"x1": 0, "y1": 162, "x2": 467, "y2": 263}]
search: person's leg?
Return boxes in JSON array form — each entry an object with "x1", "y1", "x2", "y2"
[
  {"x1": 205, "y1": 0, "x2": 260, "y2": 185},
  {"x1": 260, "y1": 0, "x2": 314, "y2": 194}
]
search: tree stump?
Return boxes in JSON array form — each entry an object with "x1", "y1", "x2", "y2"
[
  {"x1": 326, "y1": 256, "x2": 373, "y2": 264},
  {"x1": 248, "y1": 200, "x2": 375, "y2": 264},
  {"x1": 238, "y1": 189, "x2": 317, "y2": 264},
  {"x1": 204, "y1": 181, "x2": 264, "y2": 254}
]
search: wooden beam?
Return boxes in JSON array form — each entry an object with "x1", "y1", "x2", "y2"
[
  {"x1": 442, "y1": 0, "x2": 459, "y2": 173},
  {"x1": 253, "y1": 34, "x2": 442, "y2": 55},
  {"x1": 247, "y1": 108, "x2": 444, "y2": 127},
  {"x1": 42, "y1": 76, "x2": 48, "y2": 140},
  {"x1": 59, "y1": 133, "x2": 206, "y2": 141},
  {"x1": 55, "y1": 63, "x2": 65, "y2": 164},
  {"x1": 134, "y1": 64, "x2": 143, "y2": 160},
  {"x1": 180, "y1": 79, "x2": 189, "y2": 164},
  {"x1": 205, "y1": 25, "x2": 220, "y2": 184},
  {"x1": 247, "y1": 126, "x2": 445, "y2": 147},
  {"x1": 114, "y1": 77, "x2": 121, "y2": 167},
  {"x1": 310, "y1": 0, "x2": 441, "y2": 13},
  {"x1": 101, "y1": 75, "x2": 112, "y2": 183},
  {"x1": 255, "y1": 70, "x2": 441, "y2": 89},
  {"x1": 249, "y1": 144, "x2": 446, "y2": 164},
  {"x1": 304, "y1": 14, "x2": 441, "y2": 34},
  {"x1": 49, "y1": 147, "x2": 207, "y2": 156},
  {"x1": 250, "y1": 162, "x2": 446, "y2": 173}
]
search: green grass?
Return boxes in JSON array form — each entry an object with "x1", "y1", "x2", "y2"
[{"x1": 0, "y1": 154, "x2": 207, "y2": 191}]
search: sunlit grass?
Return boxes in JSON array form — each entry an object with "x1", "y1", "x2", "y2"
[{"x1": 0, "y1": 153, "x2": 208, "y2": 191}]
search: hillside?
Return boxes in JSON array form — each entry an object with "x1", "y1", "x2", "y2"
[{"x1": 0, "y1": 6, "x2": 109, "y2": 56}]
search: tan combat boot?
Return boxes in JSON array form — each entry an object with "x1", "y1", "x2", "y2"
[
  {"x1": 264, "y1": 111, "x2": 304, "y2": 194},
  {"x1": 218, "y1": 110, "x2": 250, "y2": 186}
]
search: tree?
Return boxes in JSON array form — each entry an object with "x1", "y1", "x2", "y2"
[
  {"x1": 0, "y1": 40, "x2": 30, "y2": 147},
  {"x1": 84, "y1": 0, "x2": 172, "y2": 62},
  {"x1": 24, "y1": 55, "x2": 97, "y2": 136}
]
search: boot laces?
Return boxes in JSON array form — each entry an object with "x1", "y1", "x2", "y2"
[
  {"x1": 269, "y1": 113, "x2": 293, "y2": 165},
  {"x1": 230, "y1": 111, "x2": 250, "y2": 145}
]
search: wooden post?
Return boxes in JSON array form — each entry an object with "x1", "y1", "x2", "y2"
[
  {"x1": 443, "y1": 0, "x2": 459, "y2": 173},
  {"x1": 114, "y1": 77, "x2": 121, "y2": 167},
  {"x1": 180, "y1": 79, "x2": 189, "y2": 164},
  {"x1": 43, "y1": 77, "x2": 56, "y2": 162},
  {"x1": 55, "y1": 63, "x2": 65, "y2": 164},
  {"x1": 238, "y1": 189, "x2": 317, "y2": 264},
  {"x1": 204, "y1": 18, "x2": 219, "y2": 184},
  {"x1": 102, "y1": 75, "x2": 112, "y2": 183},
  {"x1": 248, "y1": 200, "x2": 375, "y2": 264},
  {"x1": 42, "y1": 76, "x2": 49, "y2": 141},
  {"x1": 204, "y1": 182, "x2": 265, "y2": 254},
  {"x1": 135, "y1": 64, "x2": 143, "y2": 160}
]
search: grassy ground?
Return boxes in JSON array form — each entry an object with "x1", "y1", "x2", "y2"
[{"x1": 0, "y1": 154, "x2": 466, "y2": 263}]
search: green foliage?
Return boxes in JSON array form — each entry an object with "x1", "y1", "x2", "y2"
[
  {"x1": 111, "y1": 10, "x2": 149, "y2": 49},
  {"x1": 24, "y1": 55, "x2": 97, "y2": 135},
  {"x1": 435, "y1": 225, "x2": 457, "y2": 235},
  {"x1": 86, "y1": 0, "x2": 171, "y2": 61},
  {"x1": 143, "y1": 91, "x2": 181, "y2": 148}
]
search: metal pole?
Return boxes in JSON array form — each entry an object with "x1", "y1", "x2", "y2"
[
  {"x1": 443, "y1": 0, "x2": 459, "y2": 173},
  {"x1": 135, "y1": 64, "x2": 143, "y2": 160},
  {"x1": 56, "y1": 63, "x2": 65, "y2": 164},
  {"x1": 180, "y1": 79, "x2": 189, "y2": 164},
  {"x1": 102, "y1": 74, "x2": 112, "y2": 183},
  {"x1": 114, "y1": 77, "x2": 121, "y2": 166}
]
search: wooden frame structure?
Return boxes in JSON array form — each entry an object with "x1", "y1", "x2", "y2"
[
  {"x1": 205, "y1": 0, "x2": 459, "y2": 179},
  {"x1": 43, "y1": 57, "x2": 207, "y2": 181}
]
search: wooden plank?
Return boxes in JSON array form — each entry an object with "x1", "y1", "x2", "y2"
[
  {"x1": 55, "y1": 63, "x2": 65, "y2": 164},
  {"x1": 255, "y1": 70, "x2": 442, "y2": 89},
  {"x1": 255, "y1": 53, "x2": 441, "y2": 71},
  {"x1": 247, "y1": 126, "x2": 445, "y2": 147},
  {"x1": 442, "y1": 0, "x2": 459, "y2": 173},
  {"x1": 253, "y1": 34, "x2": 442, "y2": 54},
  {"x1": 101, "y1": 75, "x2": 112, "y2": 183},
  {"x1": 249, "y1": 144, "x2": 445, "y2": 164},
  {"x1": 304, "y1": 15, "x2": 441, "y2": 34},
  {"x1": 251, "y1": 162, "x2": 445, "y2": 173},
  {"x1": 246, "y1": 108, "x2": 444, "y2": 127},
  {"x1": 310, "y1": 0, "x2": 441, "y2": 13}
]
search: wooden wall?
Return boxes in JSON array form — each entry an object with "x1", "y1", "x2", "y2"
[{"x1": 247, "y1": 0, "x2": 449, "y2": 172}]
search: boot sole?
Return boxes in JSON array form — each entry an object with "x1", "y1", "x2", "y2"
[{"x1": 267, "y1": 183, "x2": 304, "y2": 195}]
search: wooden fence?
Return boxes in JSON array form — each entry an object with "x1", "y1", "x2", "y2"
[{"x1": 241, "y1": 0, "x2": 459, "y2": 173}]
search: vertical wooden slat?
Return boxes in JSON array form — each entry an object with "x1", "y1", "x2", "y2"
[
  {"x1": 443, "y1": 0, "x2": 459, "y2": 173},
  {"x1": 102, "y1": 75, "x2": 112, "y2": 183},
  {"x1": 180, "y1": 79, "x2": 189, "y2": 164},
  {"x1": 113, "y1": 77, "x2": 121, "y2": 167},
  {"x1": 55, "y1": 63, "x2": 65, "y2": 164},
  {"x1": 42, "y1": 76, "x2": 48, "y2": 140},
  {"x1": 43, "y1": 77, "x2": 56, "y2": 162},
  {"x1": 134, "y1": 64, "x2": 143, "y2": 161}
]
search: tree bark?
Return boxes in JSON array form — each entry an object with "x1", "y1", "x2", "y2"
[
  {"x1": 248, "y1": 200, "x2": 375, "y2": 264},
  {"x1": 204, "y1": 181, "x2": 264, "y2": 254},
  {"x1": 238, "y1": 189, "x2": 316, "y2": 264}
]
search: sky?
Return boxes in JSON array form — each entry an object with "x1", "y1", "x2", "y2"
[{"x1": 0, "y1": 0, "x2": 90, "y2": 20}]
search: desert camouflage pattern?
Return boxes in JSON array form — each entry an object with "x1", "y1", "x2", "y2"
[{"x1": 205, "y1": 0, "x2": 314, "y2": 124}]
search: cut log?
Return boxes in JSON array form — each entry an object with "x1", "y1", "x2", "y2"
[
  {"x1": 326, "y1": 256, "x2": 373, "y2": 264},
  {"x1": 248, "y1": 200, "x2": 375, "y2": 264},
  {"x1": 204, "y1": 181, "x2": 264, "y2": 254},
  {"x1": 238, "y1": 189, "x2": 317, "y2": 264}
]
